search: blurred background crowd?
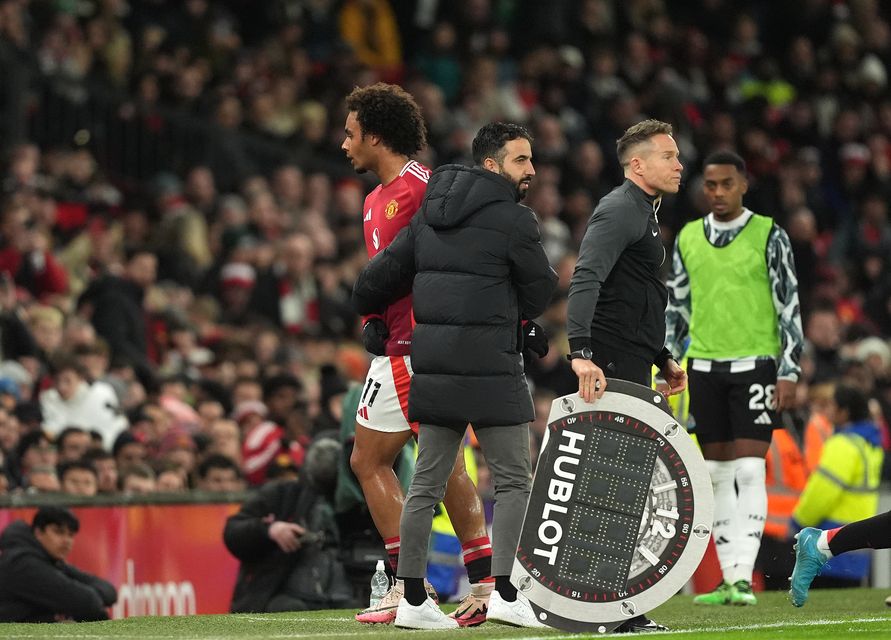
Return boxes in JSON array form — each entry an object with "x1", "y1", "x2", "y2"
[{"x1": 0, "y1": 0, "x2": 890, "y2": 588}]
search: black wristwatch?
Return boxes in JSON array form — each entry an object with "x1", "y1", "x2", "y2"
[{"x1": 566, "y1": 347, "x2": 593, "y2": 361}]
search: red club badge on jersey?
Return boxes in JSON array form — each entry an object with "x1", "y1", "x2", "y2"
[{"x1": 385, "y1": 199, "x2": 399, "y2": 219}]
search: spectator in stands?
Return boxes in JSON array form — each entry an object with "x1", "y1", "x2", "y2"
[
  {"x1": 0, "y1": 507, "x2": 116, "y2": 621},
  {"x1": 265, "y1": 453, "x2": 301, "y2": 482},
  {"x1": 56, "y1": 426, "x2": 93, "y2": 463},
  {"x1": 59, "y1": 460, "x2": 98, "y2": 497},
  {"x1": 206, "y1": 417, "x2": 242, "y2": 464},
  {"x1": 78, "y1": 246, "x2": 157, "y2": 387},
  {"x1": 0, "y1": 272, "x2": 38, "y2": 362},
  {"x1": 112, "y1": 431, "x2": 147, "y2": 470},
  {"x1": 156, "y1": 430, "x2": 198, "y2": 480},
  {"x1": 262, "y1": 373, "x2": 304, "y2": 427},
  {"x1": 27, "y1": 304, "x2": 64, "y2": 364},
  {"x1": 14, "y1": 431, "x2": 59, "y2": 491},
  {"x1": 82, "y1": 449, "x2": 118, "y2": 494},
  {"x1": 119, "y1": 462, "x2": 157, "y2": 494},
  {"x1": 0, "y1": 202, "x2": 69, "y2": 300},
  {"x1": 156, "y1": 464, "x2": 189, "y2": 492},
  {"x1": 231, "y1": 376, "x2": 263, "y2": 406},
  {"x1": 234, "y1": 399, "x2": 300, "y2": 486},
  {"x1": 39, "y1": 352, "x2": 127, "y2": 450},
  {"x1": 0, "y1": 406, "x2": 19, "y2": 486},
  {"x1": 223, "y1": 438, "x2": 353, "y2": 612},
  {"x1": 196, "y1": 453, "x2": 243, "y2": 492}
]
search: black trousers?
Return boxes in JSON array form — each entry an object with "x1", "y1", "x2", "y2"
[{"x1": 590, "y1": 336, "x2": 653, "y2": 386}]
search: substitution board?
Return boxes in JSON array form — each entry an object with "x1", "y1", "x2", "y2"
[{"x1": 511, "y1": 379, "x2": 713, "y2": 633}]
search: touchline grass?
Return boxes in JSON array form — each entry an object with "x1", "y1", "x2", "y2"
[{"x1": 2, "y1": 588, "x2": 890, "y2": 640}]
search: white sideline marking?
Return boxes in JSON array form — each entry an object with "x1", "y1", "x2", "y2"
[{"x1": 3, "y1": 615, "x2": 889, "y2": 639}]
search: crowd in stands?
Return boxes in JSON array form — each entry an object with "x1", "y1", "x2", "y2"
[{"x1": 0, "y1": 0, "x2": 888, "y2": 539}]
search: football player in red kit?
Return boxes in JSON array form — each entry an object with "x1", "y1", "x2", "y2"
[{"x1": 342, "y1": 83, "x2": 492, "y2": 627}]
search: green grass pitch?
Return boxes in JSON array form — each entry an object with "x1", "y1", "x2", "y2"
[{"x1": 2, "y1": 589, "x2": 890, "y2": 639}]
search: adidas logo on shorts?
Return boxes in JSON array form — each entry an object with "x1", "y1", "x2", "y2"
[{"x1": 754, "y1": 411, "x2": 771, "y2": 425}]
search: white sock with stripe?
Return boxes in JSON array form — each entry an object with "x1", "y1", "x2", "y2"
[
  {"x1": 730, "y1": 456, "x2": 767, "y2": 584},
  {"x1": 706, "y1": 459, "x2": 738, "y2": 584}
]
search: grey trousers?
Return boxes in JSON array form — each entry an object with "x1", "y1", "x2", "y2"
[{"x1": 398, "y1": 423, "x2": 532, "y2": 578}]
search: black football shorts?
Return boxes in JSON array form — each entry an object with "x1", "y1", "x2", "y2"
[{"x1": 688, "y1": 360, "x2": 778, "y2": 445}]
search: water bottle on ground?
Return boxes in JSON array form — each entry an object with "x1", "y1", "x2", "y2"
[{"x1": 369, "y1": 560, "x2": 390, "y2": 608}]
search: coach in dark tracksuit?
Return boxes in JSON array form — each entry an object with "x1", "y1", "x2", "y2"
[
  {"x1": 566, "y1": 119, "x2": 687, "y2": 633},
  {"x1": 353, "y1": 122, "x2": 557, "y2": 627}
]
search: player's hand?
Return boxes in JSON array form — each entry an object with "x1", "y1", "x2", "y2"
[
  {"x1": 361, "y1": 318, "x2": 389, "y2": 356},
  {"x1": 660, "y1": 359, "x2": 687, "y2": 397},
  {"x1": 522, "y1": 320, "x2": 549, "y2": 358},
  {"x1": 269, "y1": 521, "x2": 306, "y2": 553},
  {"x1": 571, "y1": 358, "x2": 606, "y2": 403},
  {"x1": 774, "y1": 379, "x2": 797, "y2": 412}
]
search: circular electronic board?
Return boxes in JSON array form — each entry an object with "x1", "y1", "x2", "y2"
[{"x1": 511, "y1": 379, "x2": 714, "y2": 633}]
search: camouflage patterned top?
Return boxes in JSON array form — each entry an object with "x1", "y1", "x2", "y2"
[{"x1": 665, "y1": 208, "x2": 804, "y2": 381}]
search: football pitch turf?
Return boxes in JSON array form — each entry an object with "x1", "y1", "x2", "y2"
[{"x1": 2, "y1": 588, "x2": 890, "y2": 640}]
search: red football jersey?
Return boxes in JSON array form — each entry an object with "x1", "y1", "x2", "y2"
[{"x1": 362, "y1": 160, "x2": 430, "y2": 356}]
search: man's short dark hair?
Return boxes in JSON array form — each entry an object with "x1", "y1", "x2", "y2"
[
  {"x1": 616, "y1": 119, "x2": 674, "y2": 167},
  {"x1": 345, "y1": 83, "x2": 427, "y2": 157},
  {"x1": 197, "y1": 453, "x2": 241, "y2": 480},
  {"x1": 262, "y1": 373, "x2": 303, "y2": 400},
  {"x1": 834, "y1": 385, "x2": 871, "y2": 423},
  {"x1": 82, "y1": 448, "x2": 114, "y2": 464},
  {"x1": 58, "y1": 460, "x2": 98, "y2": 481},
  {"x1": 124, "y1": 245, "x2": 155, "y2": 263},
  {"x1": 16, "y1": 430, "x2": 53, "y2": 461},
  {"x1": 703, "y1": 150, "x2": 747, "y2": 175},
  {"x1": 472, "y1": 122, "x2": 533, "y2": 166},
  {"x1": 49, "y1": 352, "x2": 86, "y2": 378},
  {"x1": 32, "y1": 506, "x2": 79, "y2": 533},
  {"x1": 57, "y1": 426, "x2": 88, "y2": 449}
]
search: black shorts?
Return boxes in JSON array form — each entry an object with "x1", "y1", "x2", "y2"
[{"x1": 688, "y1": 360, "x2": 778, "y2": 445}]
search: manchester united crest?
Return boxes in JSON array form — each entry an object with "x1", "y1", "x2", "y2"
[{"x1": 385, "y1": 199, "x2": 399, "y2": 219}]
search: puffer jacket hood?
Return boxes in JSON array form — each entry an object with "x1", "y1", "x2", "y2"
[
  {"x1": 0, "y1": 520, "x2": 47, "y2": 559},
  {"x1": 423, "y1": 164, "x2": 518, "y2": 230}
]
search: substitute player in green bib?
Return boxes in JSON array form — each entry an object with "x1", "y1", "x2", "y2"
[{"x1": 665, "y1": 150, "x2": 804, "y2": 606}]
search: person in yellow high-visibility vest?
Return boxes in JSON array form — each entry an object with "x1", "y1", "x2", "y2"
[{"x1": 790, "y1": 385, "x2": 884, "y2": 592}]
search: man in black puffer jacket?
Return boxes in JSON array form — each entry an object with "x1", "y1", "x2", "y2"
[
  {"x1": 353, "y1": 122, "x2": 557, "y2": 629},
  {"x1": 0, "y1": 507, "x2": 116, "y2": 622}
]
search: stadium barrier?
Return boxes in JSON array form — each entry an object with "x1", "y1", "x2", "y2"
[{"x1": 0, "y1": 493, "x2": 244, "y2": 618}]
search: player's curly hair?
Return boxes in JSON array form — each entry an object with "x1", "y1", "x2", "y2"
[
  {"x1": 616, "y1": 119, "x2": 673, "y2": 167},
  {"x1": 345, "y1": 83, "x2": 427, "y2": 157}
]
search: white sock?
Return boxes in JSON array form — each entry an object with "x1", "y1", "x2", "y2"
[
  {"x1": 730, "y1": 457, "x2": 767, "y2": 584},
  {"x1": 816, "y1": 530, "x2": 834, "y2": 558},
  {"x1": 706, "y1": 459, "x2": 737, "y2": 583}
]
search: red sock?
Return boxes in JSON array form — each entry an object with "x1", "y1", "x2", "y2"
[
  {"x1": 384, "y1": 536, "x2": 400, "y2": 574},
  {"x1": 462, "y1": 536, "x2": 492, "y2": 584},
  {"x1": 826, "y1": 527, "x2": 842, "y2": 545}
]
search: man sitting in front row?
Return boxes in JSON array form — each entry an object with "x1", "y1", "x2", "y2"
[{"x1": 0, "y1": 506, "x2": 117, "y2": 622}]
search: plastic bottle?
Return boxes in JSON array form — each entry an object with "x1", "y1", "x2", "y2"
[{"x1": 369, "y1": 560, "x2": 390, "y2": 608}]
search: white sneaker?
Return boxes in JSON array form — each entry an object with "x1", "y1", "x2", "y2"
[
  {"x1": 487, "y1": 590, "x2": 547, "y2": 628},
  {"x1": 394, "y1": 597, "x2": 459, "y2": 630}
]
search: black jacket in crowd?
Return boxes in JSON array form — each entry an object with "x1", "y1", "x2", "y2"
[
  {"x1": 223, "y1": 479, "x2": 353, "y2": 613},
  {"x1": 353, "y1": 164, "x2": 557, "y2": 429},
  {"x1": 78, "y1": 275, "x2": 153, "y2": 385},
  {"x1": 567, "y1": 179, "x2": 673, "y2": 366},
  {"x1": 0, "y1": 520, "x2": 117, "y2": 622}
]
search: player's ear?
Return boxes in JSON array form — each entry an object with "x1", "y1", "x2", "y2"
[{"x1": 483, "y1": 157, "x2": 498, "y2": 173}]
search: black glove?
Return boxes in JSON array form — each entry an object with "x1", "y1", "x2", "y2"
[
  {"x1": 522, "y1": 320, "x2": 549, "y2": 358},
  {"x1": 362, "y1": 318, "x2": 389, "y2": 356}
]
